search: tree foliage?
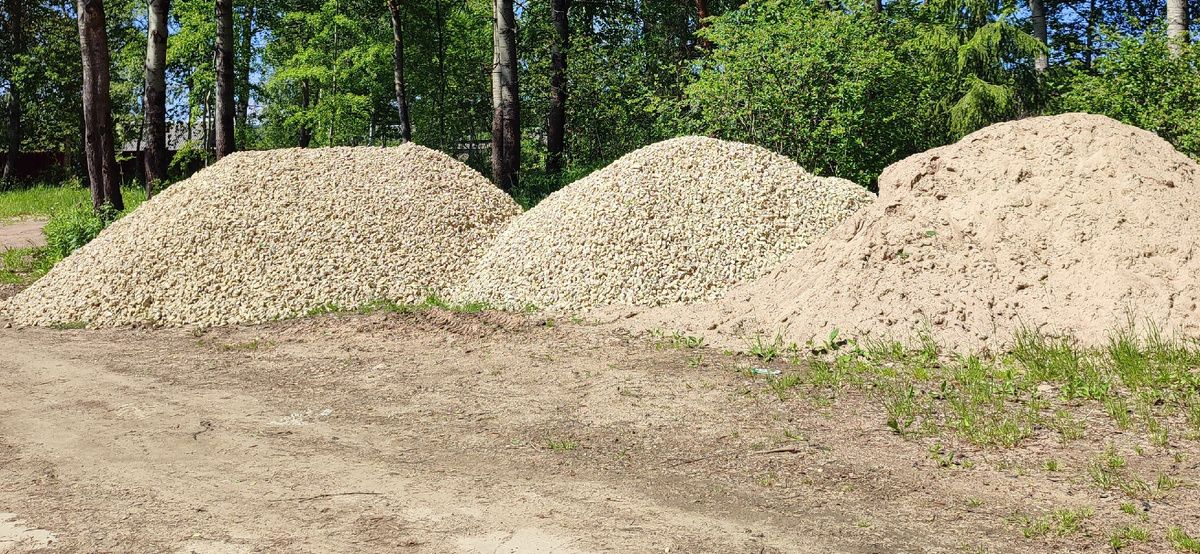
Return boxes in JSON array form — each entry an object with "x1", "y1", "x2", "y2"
[
  {"x1": 1055, "y1": 27, "x2": 1200, "y2": 156},
  {"x1": 683, "y1": 0, "x2": 943, "y2": 185},
  {"x1": 0, "y1": 0, "x2": 1198, "y2": 197}
]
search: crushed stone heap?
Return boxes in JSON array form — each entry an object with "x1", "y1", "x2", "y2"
[
  {"x1": 458, "y1": 136, "x2": 875, "y2": 311},
  {"x1": 669, "y1": 113, "x2": 1200, "y2": 350},
  {"x1": 5, "y1": 145, "x2": 523, "y2": 326}
]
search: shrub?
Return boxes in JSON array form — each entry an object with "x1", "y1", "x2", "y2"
[
  {"x1": 682, "y1": 0, "x2": 952, "y2": 186},
  {"x1": 43, "y1": 203, "x2": 117, "y2": 260},
  {"x1": 1053, "y1": 28, "x2": 1200, "y2": 159}
]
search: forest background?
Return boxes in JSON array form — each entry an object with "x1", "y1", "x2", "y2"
[{"x1": 1, "y1": 0, "x2": 1198, "y2": 208}]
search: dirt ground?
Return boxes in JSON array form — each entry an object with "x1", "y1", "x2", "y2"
[
  {"x1": 0, "y1": 220, "x2": 47, "y2": 251},
  {"x1": 0, "y1": 309, "x2": 1197, "y2": 553}
]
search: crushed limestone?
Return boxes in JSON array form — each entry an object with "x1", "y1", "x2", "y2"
[
  {"x1": 457, "y1": 136, "x2": 875, "y2": 311},
  {"x1": 4, "y1": 145, "x2": 522, "y2": 327}
]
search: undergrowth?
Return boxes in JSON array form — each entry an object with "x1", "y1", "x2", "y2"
[
  {"x1": 0, "y1": 246, "x2": 56, "y2": 285},
  {"x1": 1, "y1": 182, "x2": 149, "y2": 284},
  {"x1": 743, "y1": 319, "x2": 1200, "y2": 449}
]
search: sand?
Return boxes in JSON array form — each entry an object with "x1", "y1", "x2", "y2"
[{"x1": 626, "y1": 113, "x2": 1200, "y2": 351}]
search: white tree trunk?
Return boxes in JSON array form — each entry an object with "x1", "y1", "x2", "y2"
[
  {"x1": 1031, "y1": 0, "x2": 1049, "y2": 72},
  {"x1": 491, "y1": 0, "x2": 519, "y2": 193},
  {"x1": 1168, "y1": 0, "x2": 1190, "y2": 55}
]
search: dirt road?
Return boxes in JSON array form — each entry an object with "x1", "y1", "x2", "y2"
[
  {"x1": 0, "y1": 310, "x2": 1191, "y2": 552},
  {"x1": 0, "y1": 220, "x2": 46, "y2": 250}
]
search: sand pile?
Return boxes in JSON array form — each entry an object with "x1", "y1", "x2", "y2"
[
  {"x1": 457, "y1": 136, "x2": 875, "y2": 310},
  {"x1": 640, "y1": 113, "x2": 1200, "y2": 350},
  {"x1": 4, "y1": 145, "x2": 522, "y2": 326}
]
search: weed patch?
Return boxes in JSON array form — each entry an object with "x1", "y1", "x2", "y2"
[
  {"x1": 1169, "y1": 527, "x2": 1200, "y2": 553},
  {"x1": 763, "y1": 322, "x2": 1200, "y2": 449},
  {"x1": 0, "y1": 246, "x2": 55, "y2": 285}
]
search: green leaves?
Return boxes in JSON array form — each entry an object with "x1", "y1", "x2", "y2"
[
  {"x1": 684, "y1": 0, "x2": 932, "y2": 186},
  {"x1": 1054, "y1": 27, "x2": 1200, "y2": 159},
  {"x1": 950, "y1": 77, "x2": 1014, "y2": 137}
]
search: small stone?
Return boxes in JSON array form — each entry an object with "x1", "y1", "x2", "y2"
[
  {"x1": 459, "y1": 136, "x2": 874, "y2": 311},
  {"x1": 4, "y1": 145, "x2": 521, "y2": 327}
]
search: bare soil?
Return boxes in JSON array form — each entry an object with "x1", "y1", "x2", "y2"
[
  {"x1": 0, "y1": 219, "x2": 46, "y2": 250},
  {"x1": 0, "y1": 309, "x2": 1196, "y2": 553}
]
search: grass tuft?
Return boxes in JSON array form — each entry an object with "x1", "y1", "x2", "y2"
[{"x1": 1169, "y1": 527, "x2": 1200, "y2": 553}]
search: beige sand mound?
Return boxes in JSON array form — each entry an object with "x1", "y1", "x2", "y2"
[
  {"x1": 638, "y1": 113, "x2": 1200, "y2": 351},
  {"x1": 5, "y1": 145, "x2": 522, "y2": 326},
  {"x1": 457, "y1": 136, "x2": 875, "y2": 311}
]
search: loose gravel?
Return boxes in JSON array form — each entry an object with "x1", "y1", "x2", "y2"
[
  {"x1": 457, "y1": 136, "x2": 875, "y2": 311},
  {"x1": 3, "y1": 145, "x2": 522, "y2": 326}
]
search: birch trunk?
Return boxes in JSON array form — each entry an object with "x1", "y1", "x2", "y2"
[
  {"x1": 1168, "y1": 0, "x2": 1191, "y2": 55},
  {"x1": 491, "y1": 0, "x2": 519, "y2": 193},
  {"x1": 144, "y1": 0, "x2": 170, "y2": 192}
]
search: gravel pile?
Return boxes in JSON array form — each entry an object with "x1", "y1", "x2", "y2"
[
  {"x1": 4, "y1": 145, "x2": 522, "y2": 326},
  {"x1": 457, "y1": 136, "x2": 875, "y2": 311},
  {"x1": 638, "y1": 114, "x2": 1200, "y2": 350}
]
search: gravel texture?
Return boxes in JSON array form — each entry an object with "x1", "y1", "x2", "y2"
[
  {"x1": 457, "y1": 136, "x2": 875, "y2": 311},
  {"x1": 4, "y1": 145, "x2": 522, "y2": 326},
  {"x1": 632, "y1": 114, "x2": 1200, "y2": 351}
]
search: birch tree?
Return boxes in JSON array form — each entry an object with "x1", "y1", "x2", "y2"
[
  {"x1": 491, "y1": 0, "x2": 519, "y2": 192},
  {"x1": 144, "y1": 0, "x2": 169, "y2": 192}
]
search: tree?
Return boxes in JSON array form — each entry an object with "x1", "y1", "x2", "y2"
[
  {"x1": 144, "y1": 0, "x2": 170, "y2": 193},
  {"x1": 78, "y1": 0, "x2": 124, "y2": 211},
  {"x1": 1167, "y1": 0, "x2": 1190, "y2": 54},
  {"x1": 491, "y1": 0, "x2": 519, "y2": 192},
  {"x1": 1056, "y1": 28, "x2": 1200, "y2": 156},
  {"x1": 298, "y1": 79, "x2": 312, "y2": 147},
  {"x1": 907, "y1": 0, "x2": 1045, "y2": 137},
  {"x1": 685, "y1": 0, "x2": 940, "y2": 185},
  {"x1": 695, "y1": 0, "x2": 712, "y2": 49},
  {"x1": 236, "y1": 0, "x2": 258, "y2": 145},
  {"x1": 546, "y1": 0, "x2": 567, "y2": 173},
  {"x1": 1031, "y1": 0, "x2": 1049, "y2": 72},
  {"x1": 215, "y1": 0, "x2": 235, "y2": 158},
  {"x1": 388, "y1": 0, "x2": 412, "y2": 142},
  {"x1": 3, "y1": 0, "x2": 22, "y2": 181}
]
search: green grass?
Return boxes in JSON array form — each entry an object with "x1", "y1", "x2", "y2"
[
  {"x1": 544, "y1": 438, "x2": 578, "y2": 451},
  {"x1": 1169, "y1": 527, "x2": 1200, "y2": 553},
  {"x1": 0, "y1": 182, "x2": 146, "y2": 221},
  {"x1": 1012, "y1": 506, "x2": 1094, "y2": 539},
  {"x1": 0, "y1": 246, "x2": 56, "y2": 285},
  {"x1": 747, "y1": 332, "x2": 786, "y2": 362},
  {"x1": 648, "y1": 329, "x2": 705, "y2": 351},
  {"x1": 1110, "y1": 524, "x2": 1150, "y2": 550},
  {"x1": 1, "y1": 183, "x2": 150, "y2": 286},
  {"x1": 1084, "y1": 444, "x2": 1180, "y2": 500},
  {"x1": 743, "y1": 320, "x2": 1200, "y2": 449}
]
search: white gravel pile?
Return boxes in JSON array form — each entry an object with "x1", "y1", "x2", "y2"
[
  {"x1": 4, "y1": 145, "x2": 523, "y2": 326},
  {"x1": 457, "y1": 136, "x2": 875, "y2": 311}
]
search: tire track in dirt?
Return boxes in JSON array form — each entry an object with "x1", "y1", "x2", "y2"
[{"x1": 0, "y1": 328, "x2": 853, "y2": 553}]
